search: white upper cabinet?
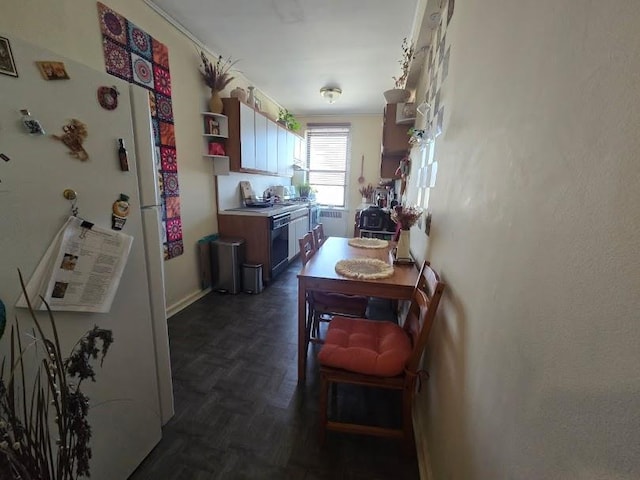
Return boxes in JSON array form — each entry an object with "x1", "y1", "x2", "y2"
[
  {"x1": 254, "y1": 111, "x2": 268, "y2": 172},
  {"x1": 239, "y1": 101, "x2": 256, "y2": 170},
  {"x1": 266, "y1": 120, "x2": 278, "y2": 174}
]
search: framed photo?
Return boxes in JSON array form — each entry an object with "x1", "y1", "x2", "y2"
[
  {"x1": 36, "y1": 61, "x2": 70, "y2": 80},
  {"x1": 0, "y1": 36, "x2": 18, "y2": 77}
]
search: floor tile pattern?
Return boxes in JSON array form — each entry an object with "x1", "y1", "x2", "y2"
[{"x1": 129, "y1": 260, "x2": 419, "y2": 479}]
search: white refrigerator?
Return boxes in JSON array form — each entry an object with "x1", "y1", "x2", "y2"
[{"x1": 0, "y1": 35, "x2": 173, "y2": 479}]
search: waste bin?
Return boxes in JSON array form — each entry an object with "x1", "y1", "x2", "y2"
[
  {"x1": 211, "y1": 237, "x2": 245, "y2": 294},
  {"x1": 242, "y1": 263, "x2": 263, "y2": 294},
  {"x1": 197, "y1": 234, "x2": 219, "y2": 289}
]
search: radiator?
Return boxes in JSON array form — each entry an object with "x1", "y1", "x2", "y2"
[{"x1": 319, "y1": 209, "x2": 349, "y2": 237}]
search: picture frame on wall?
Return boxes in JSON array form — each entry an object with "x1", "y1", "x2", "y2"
[{"x1": 0, "y1": 36, "x2": 18, "y2": 77}]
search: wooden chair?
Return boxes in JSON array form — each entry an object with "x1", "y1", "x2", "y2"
[
  {"x1": 299, "y1": 231, "x2": 316, "y2": 265},
  {"x1": 317, "y1": 261, "x2": 445, "y2": 452},
  {"x1": 299, "y1": 232, "x2": 368, "y2": 343},
  {"x1": 312, "y1": 223, "x2": 326, "y2": 250}
]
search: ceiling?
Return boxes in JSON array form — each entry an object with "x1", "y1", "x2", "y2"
[{"x1": 146, "y1": 0, "x2": 420, "y2": 116}]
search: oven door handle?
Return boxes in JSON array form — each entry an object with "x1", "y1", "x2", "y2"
[{"x1": 271, "y1": 213, "x2": 291, "y2": 229}]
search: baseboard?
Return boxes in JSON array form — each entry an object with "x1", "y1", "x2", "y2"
[
  {"x1": 167, "y1": 287, "x2": 211, "y2": 318},
  {"x1": 413, "y1": 406, "x2": 433, "y2": 480}
]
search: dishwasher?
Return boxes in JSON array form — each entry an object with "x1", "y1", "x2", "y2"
[{"x1": 270, "y1": 212, "x2": 290, "y2": 280}]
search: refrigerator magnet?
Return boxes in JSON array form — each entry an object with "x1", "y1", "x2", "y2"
[
  {"x1": 98, "y1": 86, "x2": 119, "y2": 110},
  {"x1": 35, "y1": 61, "x2": 70, "y2": 80},
  {"x1": 20, "y1": 109, "x2": 45, "y2": 136},
  {"x1": 52, "y1": 119, "x2": 89, "y2": 161},
  {"x1": 111, "y1": 193, "x2": 130, "y2": 230}
]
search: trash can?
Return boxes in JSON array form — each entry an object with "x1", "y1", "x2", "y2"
[
  {"x1": 242, "y1": 263, "x2": 263, "y2": 294},
  {"x1": 197, "y1": 233, "x2": 219, "y2": 289},
  {"x1": 211, "y1": 237, "x2": 245, "y2": 294}
]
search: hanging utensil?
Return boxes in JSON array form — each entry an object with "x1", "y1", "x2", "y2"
[{"x1": 357, "y1": 154, "x2": 365, "y2": 184}]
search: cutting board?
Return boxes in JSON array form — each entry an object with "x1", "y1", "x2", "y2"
[{"x1": 239, "y1": 181, "x2": 254, "y2": 201}]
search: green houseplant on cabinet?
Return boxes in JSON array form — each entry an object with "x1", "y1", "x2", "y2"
[
  {"x1": 383, "y1": 37, "x2": 415, "y2": 104},
  {"x1": 277, "y1": 108, "x2": 300, "y2": 132}
]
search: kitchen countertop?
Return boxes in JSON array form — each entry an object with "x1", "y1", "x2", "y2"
[{"x1": 220, "y1": 203, "x2": 310, "y2": 217}]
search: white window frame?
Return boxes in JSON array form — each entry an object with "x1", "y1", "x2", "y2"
[{"x1": 305, "y1": 123, "x2": 351, "y2": 207}]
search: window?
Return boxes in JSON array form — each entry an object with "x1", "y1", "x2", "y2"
[{"x1": 306, "y1": 124, "x2": 350, "y2": 207}]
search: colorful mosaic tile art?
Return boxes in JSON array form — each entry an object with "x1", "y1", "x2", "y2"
[{"x1": 98, "y1": 2, "x2": 183, "y2": 259}]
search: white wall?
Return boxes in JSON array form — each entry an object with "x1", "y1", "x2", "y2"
[
  {"x1": 0, "y1": 0, "x2": 282, "y2": 313},
  {"x1": 216, "y1": 171, "x2": 292, "y2": 211},
  {"x1": 406, "y1": 0, "x2": 640, "y2": 478}
]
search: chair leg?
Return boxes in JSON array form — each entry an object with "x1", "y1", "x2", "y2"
[
  {"x1": 319, "y1": 372, "x2": 329, "y2": 445},
  {"x1": 312, "y1": 311, "x2": 320, "y2": 339},
  {"x1": 402, "y1": 384, "x2": 416, "y2": 454},
  {"x1": 305, "y1": 302, "x2": 314, "y2": 346}
]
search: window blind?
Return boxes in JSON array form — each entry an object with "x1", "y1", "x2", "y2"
[{"x1": 306, "y1": 124, "x2": 351, "y2": 206}]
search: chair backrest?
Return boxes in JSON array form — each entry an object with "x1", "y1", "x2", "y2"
[
  {"x1": 403, "y1": 261, "x2": 445, "y2": 372},
  {"x1": 312, "y1": 223, "x2": 326, "y2": 249},
  {"x1": 299, "y1": 232, "x2": 316, "y2": 266}
]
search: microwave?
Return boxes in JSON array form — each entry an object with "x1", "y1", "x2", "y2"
[{"x1": 359, "y1": 206, "x2": 392, "y2": 231}]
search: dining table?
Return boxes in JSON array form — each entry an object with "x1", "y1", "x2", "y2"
[{"x1": 296, "y1": 236, "x2": 420, "y2": 382}]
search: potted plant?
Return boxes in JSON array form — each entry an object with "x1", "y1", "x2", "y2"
[
  {"x1": 199, "y1": 51, "x2": 237, "y2": 114},
  {"x1": 0, "y1": 272, "x2": 113, "y2": 479},
  {"x1": 298, "y1": 183, "x2": 312, "y2": 199},
  {"x1": 391, "y1": 205, "x2": 423, "y2": 260},
  {"x1": 383, "y1": 37, "x2": 415, "y2": 104},
  {"x1": 277, "y1": 108, "x2": 301, "y2": 132}
]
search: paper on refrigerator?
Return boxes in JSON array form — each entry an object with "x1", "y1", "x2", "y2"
[{"x1": 17, "y1": 216, "x2": 133, "y2": 313}]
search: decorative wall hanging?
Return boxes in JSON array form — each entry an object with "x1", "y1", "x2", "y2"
[
  {"x1": 0, "y1": 36, "x2": 18, "y2": 77},
  {"x1": 97, "y1": 2, "x2": 183, "y2": 259},
  {"x1": 52, "y1": 119, "x2": 89, "y2": 161},
  {"x1": 35, "y1": 61, "x2": 70, "y2": 80},
  {"x1": 97, "y1": 85, "x2": 120, "y2": 110}
]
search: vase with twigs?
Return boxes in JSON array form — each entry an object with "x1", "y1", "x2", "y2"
[
  {"x1": 391, "y1": 205, "x2": 423, "y2": 261},
  {"x1": 199, "y1": 51, "x2": 237, "y2": 114}
]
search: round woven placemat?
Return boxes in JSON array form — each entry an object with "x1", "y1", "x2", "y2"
[
  {"x1": 347, "y1": 237, "x2": 389, "y2": 249},
  {"x1": 335, "y1": 258, "x2": 394, "y2": 279}
]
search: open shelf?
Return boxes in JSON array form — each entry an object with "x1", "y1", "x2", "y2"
[
  {"x1": 201, "y1": 112, "x2": 229, "y2": 137},
  {"x1": 202, "y1": 112, "x2": 229, "y2": 175},
  {"x1": 202, "y1": 154, "x2": 230, "y2": 176}
]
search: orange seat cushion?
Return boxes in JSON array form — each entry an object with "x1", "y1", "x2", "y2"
[{"x1": 318, "y1": 317, "x2": 412, "y2": 377}]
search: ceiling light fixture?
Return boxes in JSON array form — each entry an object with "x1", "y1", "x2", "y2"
[{"x1": 320, "y1": 87, "x2": 342, "y2": 104}]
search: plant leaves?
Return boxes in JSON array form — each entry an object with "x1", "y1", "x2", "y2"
[{"x1": 0, "y1": 299, "x2": 5, "y2": 340}]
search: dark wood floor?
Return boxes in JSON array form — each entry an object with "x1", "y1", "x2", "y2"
[{"x1": 129, "y1": 259, "x2": 419, "y2": 480}]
